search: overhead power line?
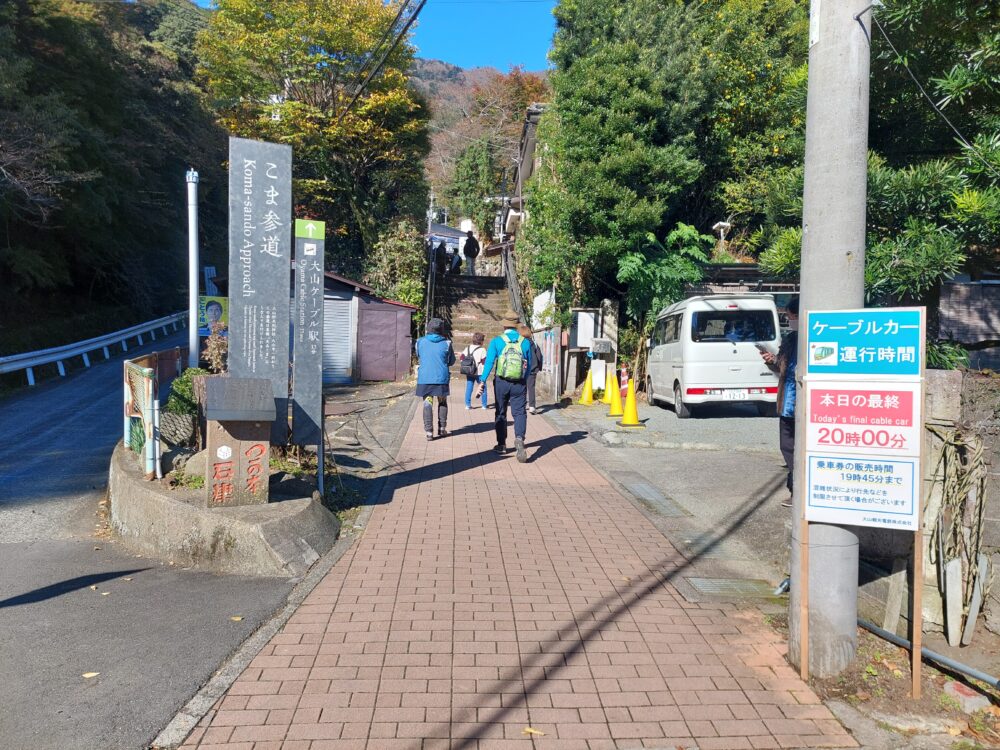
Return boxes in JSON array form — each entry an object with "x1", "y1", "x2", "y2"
[
  {"x1": 339, "y1": 0, "x2": 428, "y2": 123},
  {"x1": 349, "y1": 0, "x2": 415, "y2": 94},
  {"x1": 871, "y1": 15, "x2": 1000, "y2": 182}
]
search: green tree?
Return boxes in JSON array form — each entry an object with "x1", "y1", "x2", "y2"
[
  {"x1": 363, "y1": 219, "x2": 427, "y2": 326},
  {"x1": 450, "y1": 139, "x2": 502, "y2": 240},
  {"x1": 523, "y1": 0, "x2": 708, "y2": 314},
  {"x1": 617, "y1": 224, "x2": 711, "y2": 324},
  {"x1": 197, "y1": 0, "x2": 430, "y2": 275},
  {"x1": 0, "y1": 0, "x2": 228, "y2": 354}
]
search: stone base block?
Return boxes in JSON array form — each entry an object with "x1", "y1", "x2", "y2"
[{"x1": 109, "y1": 443, "x2": 340, "y2": 577}]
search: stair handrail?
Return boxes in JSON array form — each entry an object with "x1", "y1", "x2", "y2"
[
  {"x1": 424, "y1": 245, "x2": 437, "y2": 334},
  {"x1": 501, "y1": 244, "x2": 527, "y2": 324}
]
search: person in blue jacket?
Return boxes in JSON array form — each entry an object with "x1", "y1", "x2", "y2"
[
  {"x1": 415, "y1": 317, "x2": 456, "y2": 440},
  {"x1": 475, "y1": 310, "x2": 532, "y2": 462}
]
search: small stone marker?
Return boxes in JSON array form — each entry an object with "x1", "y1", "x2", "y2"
[
  {"x1": 204, "y1": 378, "x2": 275, "y2": 506},
  {"x1": 944, "y1": 680, "x2": 991, "y2": 714}
]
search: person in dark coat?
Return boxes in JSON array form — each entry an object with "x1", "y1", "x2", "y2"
[
  {"x1": 518, "y1": 324, "x2": 544, "y2": 413},
  {"x1": 433, "y1": 241, "x2": 448, "y2": 276},
  {"x1": 760, "y1": 299, "x2": 799, "y2": 506},
  {"x1": 463, "y1": 231, "x2": 480, "y2": 276}
]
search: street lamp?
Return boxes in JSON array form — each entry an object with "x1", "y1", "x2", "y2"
[{"x1": 186, "y1": 169, "x2": 200, "y2": 368}]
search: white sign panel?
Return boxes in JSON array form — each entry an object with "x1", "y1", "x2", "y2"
[{"x1": 806, "y1": 455, "x2": 918, "y2": 530}]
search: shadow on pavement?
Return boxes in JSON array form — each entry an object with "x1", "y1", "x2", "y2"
[
  {"x1": 438, "y1": 466, "x2": 787, "y2": 747},
  {"x1": 0, "y1": 568, "x2": 149, "y2": 609}
]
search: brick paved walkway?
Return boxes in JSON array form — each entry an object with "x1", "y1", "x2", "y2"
[{"x1": 179, "y1": 405, "x2": 856, "y2": 749}]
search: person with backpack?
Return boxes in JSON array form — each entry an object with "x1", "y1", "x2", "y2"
[
  {"x1": 460, "y1": 332, "x2": 488, "y2": 409},
  {"x1": 474, "y1": 310, "x2": 532, "y2": 462},
  {"x1": 518, "y1": 324, "x2": 544, "y2": 414},
  {"x1": 463, "y1": 231, "x2": 480, "y2": 276},
  {"x1": 415, "y1": 317, "x2": 456, "y2": 441}
]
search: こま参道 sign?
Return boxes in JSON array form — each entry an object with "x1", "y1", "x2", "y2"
[
  {"x1": 805, "y1": 308, "x2": 922, "y2": 377},
  {"x1": 803, "y1": 307, "x2": 925, "y2": 530},
  {"x1": 292, "y1": 219, "x2": 325, "y2": 447},
  {"x1": 227, "y1": 137, "x2": 292, "y2": 444}
]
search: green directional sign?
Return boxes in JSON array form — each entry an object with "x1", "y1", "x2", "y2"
[{"x1": 295, "y1": 219, "x2": 325, "y2": 239}]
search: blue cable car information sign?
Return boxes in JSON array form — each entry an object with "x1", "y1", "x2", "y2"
[
  {"x1": 805, "y1": 308, "x2": 922, "y2": 377},
  {"x1": 227, "y1": 137, "x2": 293, "y2": 444},
  {"x1": 803, "y1": 307, "x2": 925, "y2": 530}
]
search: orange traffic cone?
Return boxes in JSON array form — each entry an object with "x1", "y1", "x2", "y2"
[
  {"x1": 578, "y1": 367, "x2": 595, "y2": 405},
  {"x1": 601, "y1": 368, "x2": 614, "y2": 404},
  {"x1": 616, "y1": 377, "x2": 645, "y2": 429},
  {"x1": 607, "y1": 371, "x2": 624, "y2": 418}
]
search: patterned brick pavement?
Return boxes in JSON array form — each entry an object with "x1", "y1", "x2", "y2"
[{"x1": 178, "y1": 405, "x2": 856, "y2": 750}]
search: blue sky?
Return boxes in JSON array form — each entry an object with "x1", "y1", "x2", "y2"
[
  {"x1": 191, "y1": 0, "x2": 556, "y2": 72},
  {"x1": 411, "y1": 0, "x2": 556, "y2": 71}
]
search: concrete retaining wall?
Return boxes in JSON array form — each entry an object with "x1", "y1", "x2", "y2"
[{"x1": 109, "y1": 443, "x2": 340, "y2": 577}]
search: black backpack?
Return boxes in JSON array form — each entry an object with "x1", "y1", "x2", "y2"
[{"x1": 459, "y1": 346, "x2": 480, "y2": 376}]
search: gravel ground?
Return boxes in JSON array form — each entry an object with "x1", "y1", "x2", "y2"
[{"x1": 562, "y1": 395, "x2": 781, "y2": 454}]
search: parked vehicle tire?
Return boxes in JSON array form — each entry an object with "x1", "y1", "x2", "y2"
[
  {"x1": 756, "y1": 402, "x2": 775, "y2": 417},
  {"x1": 673, "y1": 383, "x2": 691, "y2": 419},
  {"x1": 645, "y1": 377, "x2": 656, "y2": 405}
]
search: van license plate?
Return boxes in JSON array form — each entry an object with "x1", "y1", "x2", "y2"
[{"x1": 723, "y1": 390, "x2": 748, "y2": 401}]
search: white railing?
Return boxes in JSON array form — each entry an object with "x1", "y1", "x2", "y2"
[{"x1": 0, "y1": 311, "x2": 188, "y2": 386}]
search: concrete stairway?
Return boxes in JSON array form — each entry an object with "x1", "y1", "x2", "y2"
[{"x1": 433, "y1": 275, "x2": 511, "y2": 374}]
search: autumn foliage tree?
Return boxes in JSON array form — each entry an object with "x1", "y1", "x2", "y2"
[
  {"x1": 419, "y1": 67, "x2": 548, "y2": 239},
  {"x1": 197, "y1": 0, "x2": 430, "y2": 275}
]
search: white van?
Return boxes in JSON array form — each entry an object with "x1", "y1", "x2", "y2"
[{"x1": 646, "y1": 294, "x2": 780, "y2": 418}]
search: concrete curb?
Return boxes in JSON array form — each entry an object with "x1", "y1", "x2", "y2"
[
  {"x1": 109, "y1": 444, "x2": 341, "y2": 577},
  {"x1": 151, "y1": 396, "x2": 418, "y2": 749},
  {"x1": 597, "y1": 429, "x2": 781, "y2": 454}
]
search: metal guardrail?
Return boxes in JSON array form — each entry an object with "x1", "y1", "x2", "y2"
[{"x1": 0, "y1": 311, "x2": 188, "y2": 386}]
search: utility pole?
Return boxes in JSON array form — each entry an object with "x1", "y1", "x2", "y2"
[
  {"x1": 789, "y1": 0, "x2": 872, "y2": 677},
  {"x1": 186, "y1": 169, "x2": 200, "y2": 369}
]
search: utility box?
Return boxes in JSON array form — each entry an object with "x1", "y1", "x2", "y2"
[
  {"x1": 204, "y1": 377, "x2": 275, "y2": 507},
  {"x1": 569, "y1": 308, "x2": 600, "y2": 349}
]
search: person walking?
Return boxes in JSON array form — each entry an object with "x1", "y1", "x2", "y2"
[
  {"x1": 434, "y1": 241, "x2": 448, "y2": 276},
  {"x1": 460, "y1": 332, "x2": 488, "y2": 409},
  {"x1": 415, "y1": 317, "x2": 456, "y2": 441},
  {"x1": 760, "y1": 298, "x2": 799, "y2": 507},
  {"x1": 463, "y1": 231, "x2": 480, "y2": 276},
  {"x1": 475, "y1": 310, "x2": 532, "y2": 462},
  {"x1": 518, "y1": 324, "x2": 544, "y2": 414}
]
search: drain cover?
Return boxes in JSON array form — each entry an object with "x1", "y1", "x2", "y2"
[
  {"x1": 611, "y1": 471, "x2": 686, "y2": 517},
  {"x1": 685, "y1": 577, "x2": 776, "y2": 598}
]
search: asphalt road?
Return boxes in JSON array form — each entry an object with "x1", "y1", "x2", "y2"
[
  {"x1": 0, "y1": 333, "x2": 292, "y2": 750},
  {"x1": 550, "y1": 398, "x2": 792, "y2": 585}
]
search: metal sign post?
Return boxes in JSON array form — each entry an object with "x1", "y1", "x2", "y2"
[
  {"x1": 800, "y1": 306, "x2": 926, "y2": 696},
  {"x1": 292, "y1": 219, "x2": 326, "y2": 495},
  {"x1": 226, "y1": 137, "x2": 293, "y2": 444}
]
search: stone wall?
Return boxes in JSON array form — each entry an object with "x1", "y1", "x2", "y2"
[{"x1": 961, "y1": 373, "x2": 1000, "y2": 633}]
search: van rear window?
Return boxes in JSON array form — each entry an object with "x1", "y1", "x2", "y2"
[{"x1": 691, "y1": 310, "x2": 775, "y2": 342}]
